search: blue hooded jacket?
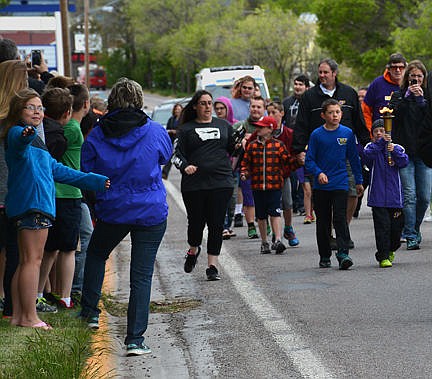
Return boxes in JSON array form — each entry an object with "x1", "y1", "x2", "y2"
[
  {"x1": 81, "y1": 108, "x2": 172, "y2": 226},
  {"x1": 5, "y1": 125, "x2": 108, "y2": 220}
]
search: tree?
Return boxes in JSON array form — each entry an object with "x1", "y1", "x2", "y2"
[
  {"x1": 312, "y1": 0, "x2": 421, "y2": 81},
  {"x1": 225, "y1": 5, "x2": 318, "y2": 97}
]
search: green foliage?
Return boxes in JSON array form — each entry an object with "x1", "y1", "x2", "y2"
[
  {"x1": 313, "y1": 0, "x2": 424, "y2": 82},
  {"x1": 272, "y1": 0, "x2": 316, "y2": 14},
  {"x1": 93, "y1": 0, "x2": 432, "y2": 96}
]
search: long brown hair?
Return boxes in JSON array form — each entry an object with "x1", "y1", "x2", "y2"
[
  {"x1": 1, "y1": 88, "x2": 40, "y2": 139},
  {"x1": 0, "y1": 60, "x2": 28, "y2": 120}
]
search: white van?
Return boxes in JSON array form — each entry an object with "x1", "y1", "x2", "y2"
[{"x1": 195, "y1": 65, "x2": 270, "y2": 99}]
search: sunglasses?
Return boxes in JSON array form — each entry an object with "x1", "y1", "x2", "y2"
[{"x1": 242, "y1": 86, "x2": 254, "y2": 90}]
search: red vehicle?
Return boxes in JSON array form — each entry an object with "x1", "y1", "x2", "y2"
[{"x1": 77, "y1": 64, "x2": 107, "y2": 90}]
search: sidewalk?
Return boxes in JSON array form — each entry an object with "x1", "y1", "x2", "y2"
[{"x1": 98, "y1": 235, "x2": 191, "y2": 379}]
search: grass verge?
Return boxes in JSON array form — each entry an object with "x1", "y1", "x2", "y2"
[
  {"x1": 0, "y1": 294, "x2": 200, "y2": 378},
  {"x1": 0, "y1": 311, "x2": 110, "y2": 379}
]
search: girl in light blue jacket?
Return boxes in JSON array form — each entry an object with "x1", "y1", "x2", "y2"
[{"x1": 3, "y1": 89, "x2": 109, "y2": 330}]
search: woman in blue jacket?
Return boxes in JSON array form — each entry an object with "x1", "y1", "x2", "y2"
[
  {"x1": 3, "y1": 88, "x2": 109, "y2": 330},
  {"x1": 79, "y1": 78, "x2": 172, "y2": 356}
]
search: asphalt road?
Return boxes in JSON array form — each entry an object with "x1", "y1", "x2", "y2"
[
  {"x1": 101, "y1": 163, "x2": 432, "y2": 379},
  {"x1": 94, "y1": 92, "x2": 432, "y2": 378}
]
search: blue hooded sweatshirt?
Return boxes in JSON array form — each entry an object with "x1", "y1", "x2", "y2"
[
  {"x1": 5, "y1": 125, "x2": 108, "y2": 220},
  {"x1": 81, "y1": 108, "x2": 172, "y2": 226}
]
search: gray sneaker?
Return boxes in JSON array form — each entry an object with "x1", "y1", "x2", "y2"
[
  {"x1": 126, "y1": 343, "x2": 152, "y2": 356},
  {"x1": 36, "y1": 297, "x2": 58, "y2": 313},
  {"x1": 261, "y1": 241, "x2": 271, "y2": 254},
  {"x1": 87, "y1": 316, "x2": 99, "y2": 330}
]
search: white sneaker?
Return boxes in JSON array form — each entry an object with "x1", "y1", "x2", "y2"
[{"x1": 424, "y1": 215, "x2": 432, "y2": 222}]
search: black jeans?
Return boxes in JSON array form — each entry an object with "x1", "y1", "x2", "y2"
[
  {"x1": 313, "y1": 189, "x2": 350, "y2": 259},
  {"x1": 182, "y1": 188, "x2": 233, "y2": 255},
  {"x1": 372, "y1": 207, "x2": 403, "y2": 261}
]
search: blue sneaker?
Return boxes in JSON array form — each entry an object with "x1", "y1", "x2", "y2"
[
  {"x1": 87, "y1": 316, "x2": 99, "y2": 330},
  {"x1": 336, "y1": 251, "x2": 353, "y2": 270},
  {"x1": 284, "y1": 226, "x2": 299, "y2": 247},
  {"x1": 416, "y1": 232, "x2": 422, "y2": 244},
  {"x1": 406, "y1": 238, "x2": 420, "y2": 250},
  {"x1": 126, "y1": 343, "x2": 152, "y2": 356}
]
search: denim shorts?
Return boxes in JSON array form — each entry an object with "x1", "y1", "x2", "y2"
[{"x1": 15, "y1": 212, "x2": 53, "y2": 231}]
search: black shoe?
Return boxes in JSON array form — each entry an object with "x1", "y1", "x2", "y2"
[
  {"x1": 261, "y1": 241, "x2": 271, "y2": 254},
  {"x1": 274, "y1": 240, "x2": 286, "y2": 254},
  {"x1": 184, "y1": 247, "x2": 201, "y2": 273},
  {"x1": 319, "y1": 259, "x2": 331, "y2": 268},
  {"x1": 234, "y1": 214, "x2": 243, "y2": 227},
  {"x1": 206, "y1": 265, "x2": 221, "y2": 281},
  {"x1": 348, "y1": 239, "x2": 355, "y2": 249}
]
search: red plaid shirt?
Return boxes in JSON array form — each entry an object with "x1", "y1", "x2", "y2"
[{"x1": 241, "y1": 137, "x2": 300, "y2": 190}]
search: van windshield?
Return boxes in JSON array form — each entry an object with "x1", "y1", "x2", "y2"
[{"x1": 205, "y1": 83, "x2": 268, "y2": 99}]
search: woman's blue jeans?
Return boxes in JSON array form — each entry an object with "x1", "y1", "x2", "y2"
[
  {"x1": 80, "y1": 220, "x2": 167, "y2": 346},
  {"x1": 399, "y1": 156, "x2": 432, "y2": 240}
]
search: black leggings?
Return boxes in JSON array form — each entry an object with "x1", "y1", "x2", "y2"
[{"x1": 182, "y1": 188, "x2": 233, "y2": 256}]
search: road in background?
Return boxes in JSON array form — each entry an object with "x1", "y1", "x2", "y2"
[
  {"x1": 89, "y1": 89, "x2": 173, "y2": 114},
  {"x1": 103, "y1": 167, "x2": 432, "y2": 378}
]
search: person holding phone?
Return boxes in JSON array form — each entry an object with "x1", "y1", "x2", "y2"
[{"x1": 388, "y1": 60, "x2": 430, "y2": 250}]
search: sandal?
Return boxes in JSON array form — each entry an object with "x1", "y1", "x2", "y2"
[
  {"x1": 31, "y1": 321, "x2": 53, "y2": 330},
  {"x1": 222, "y1": 229, "x2": 231, "y2": 240}
]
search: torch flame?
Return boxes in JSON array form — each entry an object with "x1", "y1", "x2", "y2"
[{"x1": 380, "y1": 107, "x2": 393, "y2": 114}]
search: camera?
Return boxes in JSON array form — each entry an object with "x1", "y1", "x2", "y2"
[
  {"x1": 31, "y1": 50, "x2": 42, "y2": 67},
  {"x1": 410, "y1": 78, "x2": 418, "y2": 85}
]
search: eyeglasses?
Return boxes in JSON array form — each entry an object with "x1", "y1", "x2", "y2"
[
  {"x1": 389, "y1": 65, "x2": 405, "y2": 71},
  {"x1": 409, "y1": 74, "x2": 424, "y2": 78},
  {"x1": 242, "y1": 86, "x2": 254, "y2": 90},
  {"x1": 198, "y1": 101, "x2": 213, "y2": 106},
  {"x1": 24, "y1": 105, "x2": 45, "y2": 112}
]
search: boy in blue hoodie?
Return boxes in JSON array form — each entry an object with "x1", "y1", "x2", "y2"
[{"x1": 362, "y1": 118, "x2": 408, "y2": 267}]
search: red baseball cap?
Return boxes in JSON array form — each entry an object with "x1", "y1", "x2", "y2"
[{"x1": 253, "y1": 116, "x2": 278, "y2": 130}]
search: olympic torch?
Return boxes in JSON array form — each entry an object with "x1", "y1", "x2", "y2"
[{"x1": 379, "y1": 107, "x2": 394, "y2": 166}]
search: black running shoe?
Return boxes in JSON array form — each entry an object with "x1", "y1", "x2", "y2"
[
  {"x1": 206, "y1": 265, "x2": 221, "y2": 281},
  {"x1": 184, "y1": 247, "x2": 201, "y2": 273}
]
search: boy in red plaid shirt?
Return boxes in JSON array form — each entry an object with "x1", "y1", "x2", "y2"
[{"x1": 240, "y1": 116, "x2": 301, "y2": 254}]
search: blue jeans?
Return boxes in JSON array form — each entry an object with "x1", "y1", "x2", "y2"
[
  {"x1": 80, "y1": 220, "x2": 167, "y2": 346},
  {"x1": 72, "y1": 202, "x2": 93, "y2": 293},
  {"x1": 399, "y1": 156, "x2": 432, "y2": 240}
]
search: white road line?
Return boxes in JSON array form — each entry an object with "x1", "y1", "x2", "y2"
[{"x1": 164, "y1": 180, "x2": 333, "y2": 378}]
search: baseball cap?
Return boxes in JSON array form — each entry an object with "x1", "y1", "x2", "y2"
[{"x1": 253, "y1": 116, "x2": 278, "y2": 130}]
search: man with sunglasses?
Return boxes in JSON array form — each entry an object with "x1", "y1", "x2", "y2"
[
  {"x1": 362, "y1": 53, "x2": 407, "y2": 132},
  {"x1": 231, "y1": 76, "x2": 257, "y2": 122}
]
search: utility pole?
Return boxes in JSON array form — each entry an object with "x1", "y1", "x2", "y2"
[
  {"x1": 60, "y1": 0, "x2": 72, "y2": 76},
  {"x1": 84, "y1": 0, "x2": 90, "y2": 88}
]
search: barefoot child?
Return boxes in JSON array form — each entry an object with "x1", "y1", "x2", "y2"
[{"x1": 2, "y1": 89, "x2": 110, "y2": 329}]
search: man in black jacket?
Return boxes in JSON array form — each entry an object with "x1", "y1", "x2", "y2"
[{"x1": 293, "y1": 58, "x2": 370, "y2": 247}]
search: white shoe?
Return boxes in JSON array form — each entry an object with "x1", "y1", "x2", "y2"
[{"x1": 424, "y1": 215, "x2": 432, "y2": 222}]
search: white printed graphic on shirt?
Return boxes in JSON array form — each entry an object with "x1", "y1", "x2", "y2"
[{"x1": 195, "y1": 127, "x2": 220, "y2": 141}]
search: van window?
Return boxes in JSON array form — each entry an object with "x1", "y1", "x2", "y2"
[{"x1": 196, "y1": 65, "x2": 270, "y2": 99}]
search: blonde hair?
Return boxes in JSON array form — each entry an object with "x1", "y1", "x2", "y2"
[
  {"x1": 108, "y1": 77, "x2": 144, "y2": 111},
  {"x1": 0, "y1": 60, "x2": 28, "y2": 120}
]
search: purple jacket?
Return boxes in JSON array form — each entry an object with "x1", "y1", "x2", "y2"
[
  {"x1": 362, "y1": 138, "x2": 408, "y2": 208},
  {"x1": 363, "y1": 73, "x2": 400, "y2": 123}
]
